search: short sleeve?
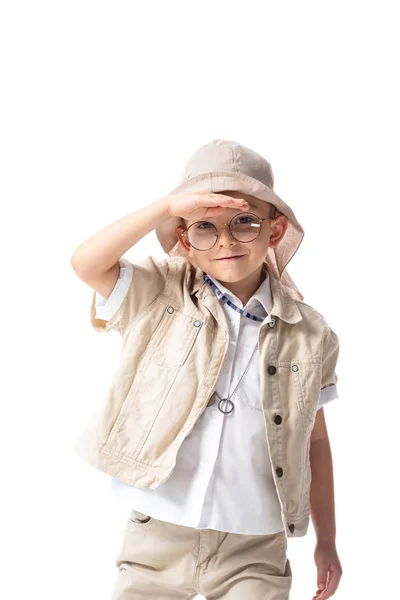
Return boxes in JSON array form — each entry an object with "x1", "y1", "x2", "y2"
[
  {"x1": 318, "y1": 324, "x2": 340, "y2": 408},
  {"x1": 317, "y1": 384, "x2": 339, "y2": 409},
  {"x1": 94, "y1": 257, "x2": 133, "y2": 319},
  {"x1": 89, "y1": 254, "x2": 169, "y2": 335}
]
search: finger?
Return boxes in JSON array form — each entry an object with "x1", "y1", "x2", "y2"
[
  {"x1": 203, "y1": 198, "x2": 249, "y2": 214},
  {"x1": 315, "y1": 566, "x2": 328, "y2": 593},
  {"x1": 204, "y1": 206, "x2": 227, "y2": 217},
  {"x1": 231, "y1": 197, "x2": 249, "y2": 206},
  {"x1": 227, "y1": 198, "x2": 250, "y2": 210},
  {"x1": 313, "y1": 571, "x2": 341, "y2": 599},
  {"x1": 213, "y1": 194, "x2": 249, "y2": 207}
]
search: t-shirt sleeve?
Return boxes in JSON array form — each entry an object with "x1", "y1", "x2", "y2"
[
  {"x1": 89, "y1": 255, "x2": 169, "y2": 335},
  {"x1": 317, "y1": 324, "x2": 340, "y2": 409}
]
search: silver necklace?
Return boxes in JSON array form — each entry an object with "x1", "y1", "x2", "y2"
[
  {"x1": 203, "y1": 272, "x2": 264, "y2": 414},
  {"x1": 209, "y1": 342, "x2": 259, "y2": 414}
]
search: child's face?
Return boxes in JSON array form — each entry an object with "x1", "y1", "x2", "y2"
[{"x1": 176, "y1": 191, "x2": 288, "y2": 284}]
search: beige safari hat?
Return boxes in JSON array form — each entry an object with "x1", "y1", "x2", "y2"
[{"x1": 155, "y1": 139, "x2": 305, "y2": 302}]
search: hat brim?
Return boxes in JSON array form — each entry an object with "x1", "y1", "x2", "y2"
[{"x1": 155, "y1": 170, "x2": 302, "y2": 254}]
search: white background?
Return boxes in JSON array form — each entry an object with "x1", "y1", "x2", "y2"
[{"x1": 1, "y1": 1, "x2": 399, "y2": 598}]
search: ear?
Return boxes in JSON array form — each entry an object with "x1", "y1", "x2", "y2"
[
  {"x1": 269, "y1": 215, "x2": 289, "y2": 248},
  {"x1": 176, "y1": 225, "x2": 191, "y2": 252}
]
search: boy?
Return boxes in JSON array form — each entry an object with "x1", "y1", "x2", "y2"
[{"x1": 71, "y1": 139, "x2": 342, "y2": 599}]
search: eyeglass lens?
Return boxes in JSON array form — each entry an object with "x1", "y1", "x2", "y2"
[{"x1": 187, "y1": 213, "x2": 261, "y2": 250}]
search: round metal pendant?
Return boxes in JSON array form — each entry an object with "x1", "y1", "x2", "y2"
[{"x1": 218, "y1": 398, "x2": 235, "y2": 414}]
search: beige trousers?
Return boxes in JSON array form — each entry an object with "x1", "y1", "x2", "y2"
[{"x1": 111, "y1": 509, "x2": 292, "y2": 599}]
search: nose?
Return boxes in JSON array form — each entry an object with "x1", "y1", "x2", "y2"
[{"x1": 217, "y1": 223, "x2": 236, "y2": 246}]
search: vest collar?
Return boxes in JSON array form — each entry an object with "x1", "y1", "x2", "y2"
[{"x1": 188, "y1": 260, "x2": 303, "y2": 325}]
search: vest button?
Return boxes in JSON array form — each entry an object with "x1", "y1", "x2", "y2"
[
  {"x1": 267, "y1": 365, "x2": 277, "y2": 375},
  {"x1": 288, "y1": 524, "x2": 295, "y2": 533},
  {"x1": 291, "y1": 364, "x2": 299, "y2": 372},
  {"x1": 194, "y1": 320, "x2": 202, "y2": 327},
  {"x1": 274, "y1": 415, "x2": 282, "y2": 425},
  {"x1": 167, "y1": 306, "x2": 174, "y2": 314},
  {"x1": 276, "y1": 467, "x2": 283, "y2": 477},
  {"x1": 268, "y1": 317, "x2": 275, "y2": 327}
]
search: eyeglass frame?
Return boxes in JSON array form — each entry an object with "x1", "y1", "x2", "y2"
[{"x1": 180, "y1": 209, "x2": 276, "y2": 251}]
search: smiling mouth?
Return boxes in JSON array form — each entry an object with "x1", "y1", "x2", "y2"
[{"x1": 216, "y1": 255, "x2": 245, "y2": 261}]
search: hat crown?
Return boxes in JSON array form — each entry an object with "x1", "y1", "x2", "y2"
[
  {"x1": 156, "y1": 138, "x2": 306, "y2": 303},
  {"x1": 180, "y1": 139, "x2": 275, "y2": 190}
]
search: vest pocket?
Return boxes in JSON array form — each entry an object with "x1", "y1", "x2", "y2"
[
  {"x1": 148, "y1": 308, "x2": 202, "y2": 367},
  {"x1": 290, "y1": 358, "x2": 322, "y2": 425}
]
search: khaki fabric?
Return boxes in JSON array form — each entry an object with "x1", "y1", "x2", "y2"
[
  {"x1": 111, "y1": 509, "x2": 292, "y2": 599},
  {"x1": 155, "y1": 139, "x2": 305, "y2": 302},
  {"x1": 74, "y1": 255, "x2": 340, "y2": 539}
]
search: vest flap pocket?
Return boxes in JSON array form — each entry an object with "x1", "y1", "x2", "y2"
[
  {"x1": 290, "y1": 358, "x2": 322, "y2": 424},
  {"x1": 148, "y1": 307, "x2": 202, "y2": 367}
]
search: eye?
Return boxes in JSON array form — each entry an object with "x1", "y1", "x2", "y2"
[
  {"x1": 235, "y1": 215, "x2": 256, "y2": 224},
  {"x1": 197, "y1": 222, "x2": 214, "y2": 230}
]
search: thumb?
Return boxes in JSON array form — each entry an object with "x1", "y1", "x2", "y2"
[{"x1": 317, "y1": 567, "x2": 328, "y2": 590}]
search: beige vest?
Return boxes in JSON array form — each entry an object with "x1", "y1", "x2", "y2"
[{"x1": 74, "y1": 256, "x2": 339, "y2": 538}]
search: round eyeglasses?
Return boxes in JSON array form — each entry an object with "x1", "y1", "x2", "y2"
[{"x1": 181, "y1": 212, "x2": 273, "y2": 251}]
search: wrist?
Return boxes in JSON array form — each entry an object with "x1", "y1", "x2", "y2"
[
  {"x1": 316, "y1": 535, "x2": 336, "y2": 548},
  {"x1": 155, "y1": 195, "x2": 173, "y2": 221}
]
